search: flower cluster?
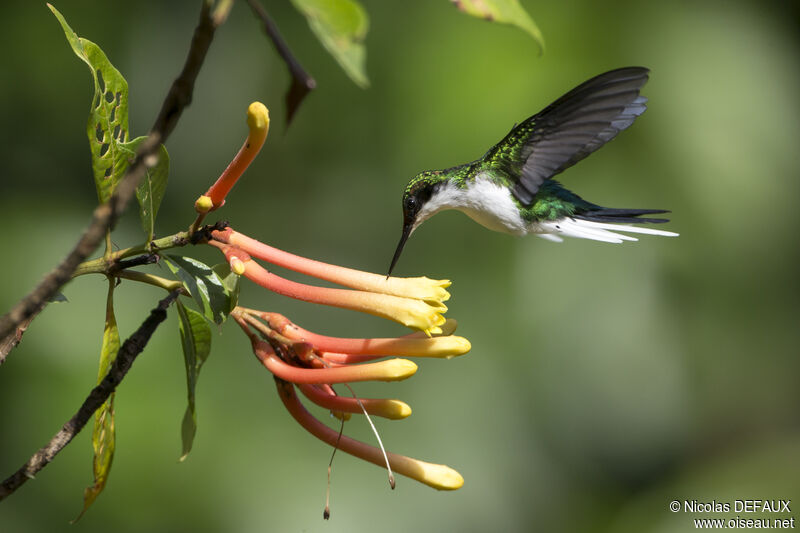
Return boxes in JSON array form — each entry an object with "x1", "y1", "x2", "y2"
[
  {"x1": 231, "y1": 307, "x2": 468, "y2": 490},
  {"x1": 212, "y1": 229, "x2": 469, "y2": 490},
  {"x1": 198, "y1": 102, "x2": 471, "y2": 492}
]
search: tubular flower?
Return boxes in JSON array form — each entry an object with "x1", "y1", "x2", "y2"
[
  {"x1": 195, "y1": 102, "x2": 270, "y2": 213},
  {"x1": 209, "y1": 237, "x2": 449, "y2": 336},
  {"x1": 277, "y1": 380, "x2": 463, "y2": 491},
  {"x1": 231, "y1": 308, "x2": 467, "y2": 490},
  {"x1": 248, "y1": 310, "x2": 470, "y2": 361},
  {"x1": 211, "y1": 227, "x2": 451, "y2": 303}
]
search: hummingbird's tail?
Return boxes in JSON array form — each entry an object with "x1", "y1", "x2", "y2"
[{"x1": 535, "y1": 208, "x2": 678, "y2": 243}]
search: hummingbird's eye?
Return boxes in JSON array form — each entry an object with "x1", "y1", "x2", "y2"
[{"x1": 404, "y1": 196, "x2": 417, "y2": 212}]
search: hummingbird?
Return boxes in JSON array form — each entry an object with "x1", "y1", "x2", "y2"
[{"x1": 387, "y1": 66, "x2": 678, "y2": 276}]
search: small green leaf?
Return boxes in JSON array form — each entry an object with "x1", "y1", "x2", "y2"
[
  {"x1": 75, "y1": 280, "x2": 119, "y2": 522},
  {"x1": 175, "y1": 300, "x2": 212, "y2": 461},
  {"x1": 212, "y1": 263, "x2": 241, "y2": 313},
  {"x1": 162, "y1": 256, "x2": 232, "y2": 325},
  {"x1": 49, "y1": 4, "x2": 133, "y2": 203},
  {"x1": 291, "y1": 0, "x2": 370, "y2": 88},
  {"x1": 450, "y1": 0, "x2": 545, "y2": 53},
  {"x1": 127, "y1": 137, "x2": 170, "y2": 242}
]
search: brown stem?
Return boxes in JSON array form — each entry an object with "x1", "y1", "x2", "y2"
[
  {"x1": 0, "y1": 291, "x2": 180, "y2": 501},
  {"x1": 0, "y1": 310, "x2": 42, "y2": 366},
  {"x1": 150, "y1": 2, "x2": 219, "y2": 139}
]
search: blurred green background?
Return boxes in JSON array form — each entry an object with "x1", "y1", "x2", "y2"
[{"x1": 1, "y1": 1, "x2": 799, "y2": 531}]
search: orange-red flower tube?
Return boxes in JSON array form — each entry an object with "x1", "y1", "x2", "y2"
[
  {"x1": 297, "y1": 383, "x2": 412, "y2": 420},
  {"x1": 211, "y1": 227, "x2": 451, "y2": 303},
  {"x1": 252, "y1": 340, "x2": 417, "y2": 384},
  {"x1": 195, "y1": 102, "x2": 269, "y2": 212},
  {"x1": 276, "y1": 379, "x2": 463, "y2": 490},
  {"x1": 213, "y1": 242, "x2": 447, "y2": 335}
]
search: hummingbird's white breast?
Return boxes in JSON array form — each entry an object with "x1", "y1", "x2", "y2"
[
  {"x1": 414, "y1": 173, "x2": 680, "y2": 244},
  {"x1": 414, "y1": 174, "x2": 527, "y2": 235}
]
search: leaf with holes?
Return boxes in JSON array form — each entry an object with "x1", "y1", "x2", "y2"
[
  {"x1": 127, "y1": 137, "x2": 170, "y2": 242},
  {"x1": 291, "y1": 0, "x2": 370, "y2": 88},
  {"x1": 162, "y1": 255, "x2": 232, "y2": 325},
  {"x1": 450, "y1": 0, "x2": 545, "y2": 53},
  {"x1": 176, "y1": 300, "x2": 212, "y2": 461},
  {"x1": 49, "y1": 4, "x2": 132, "y2": 203},
  {"x1": 75, "y1": 281, "x2": 119, "y2": 521}
]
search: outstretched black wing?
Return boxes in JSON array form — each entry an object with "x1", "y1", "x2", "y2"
[{"x1": 485, "y1": 67, "x2": 650, "y2": 206}]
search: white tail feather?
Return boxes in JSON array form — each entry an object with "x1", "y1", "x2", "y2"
[
  {"x1": 537, "y1": 233, "x2": 564, "y2": 243},
  {"x1": 536, "y1": 218, "x2": 679, "y2": 244},
  {"x1": 575, "y1": 219, "x2": 680, "y2": 237}
]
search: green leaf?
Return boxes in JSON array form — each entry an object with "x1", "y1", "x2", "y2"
[
  {"x1": 450, "y1": 0, "x2": 545, "y2": 53},
  {"x1": 291, "y1": 0, "x2": 370, "y2": 88},
  {"x1": 127, "y1": 137, "x2": 170, "y2": 242},
  {"x1": 49, "y1": 4, "x2": 133, "y2": 203},
  {"x1": 175, "y1": 300, "x2": 212, "y2": 461},
  {"x1": 162, "y1": 255, "x2": 232, "y2": 325},
  {"x1": 212, "y1": 263, "x2": 241, "y2": 313},
  {"x1": 75, "y1": 280, "x2": 119, "y2": 522}
]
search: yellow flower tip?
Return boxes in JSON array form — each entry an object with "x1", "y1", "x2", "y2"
[
  {"x1": 246, "y1": 102, "x2": 270, "y2": 135},
  {"x1": 229, "y1": 256, "x2": 246, "y2": 276},
  {"x1": 390, "y1": 298, "x2": 447, "y2": 335},
  {"x1": 194, "y1": 194, "x2": 214, "y2": 214},
  {"x1": 330, "y1": 410, "x2": 351, "y2": 422},
  {"x1": 421, "y1": 300, "x2": 448, "y2": 313},
  {"x1": 416, "y1": 277, "x2": 451, "y2": 303},
  {"x1": 405, "y1": 318, "x2": 458, "y2": 339},
  {"x1": 379, "y1": 275, "x2": 452, "y2": 303},
  {"x1": 422, "y1": 277, "x2": 452, "y2": 302},
  {"x1": 376, "y1": 358, "x2": 418, "y2": 381},
  {"x1": 453, "y1": 336, "x2": 471, "y2": 354},
  {"x1": 414, "y1": 463, "x2": 465, "y2": 491},
  {"x1": 380, "y1": 400, "x2": 412, "y2": 420},
  {"x1": 434, "y1": 336, "x2": 471, "y2": 358},
  {"x1": 421, "y1": 314, "x2": 447, "y2": 336}
]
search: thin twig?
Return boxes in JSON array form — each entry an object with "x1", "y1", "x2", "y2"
[
  {"x1": 0, "y1": 290, "x2": 180, "y2": 501},
  {"x1": 151, "y1": 1, "x2": 220, "y2": 138},
  {"x1": 0, "y1": 2, "x2": 224, "y2": 350},
  {"x1": 246, "y1": 0, "x2": 316, "y2": 125},
  {"x1": 0, "y1": 312, "x2": 40, "y2": 365}
]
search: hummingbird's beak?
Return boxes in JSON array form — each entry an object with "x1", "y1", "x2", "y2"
[{"x1": 387, "y1": 222, "x2": 412, "y2": 277}]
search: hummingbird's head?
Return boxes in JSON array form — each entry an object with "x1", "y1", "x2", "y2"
[{"x1": 387, "y1": 172, "x2": 439, "y2": 276}]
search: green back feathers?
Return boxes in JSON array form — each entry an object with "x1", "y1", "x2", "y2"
[{"x1": 483, "y1": 121, "x2": 538, "y2": 178}]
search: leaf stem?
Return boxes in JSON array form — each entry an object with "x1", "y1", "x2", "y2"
[
  {"x1": 73, "y1": 231, "x2": 190, "y2": 277},
  {"x1": 116, "y1": 271, "x2": 186, "y2": 293}
]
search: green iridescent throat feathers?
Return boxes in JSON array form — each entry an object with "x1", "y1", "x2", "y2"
[{"x1": 388, "y1": 67, "x2": 677, "y2": 275}]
